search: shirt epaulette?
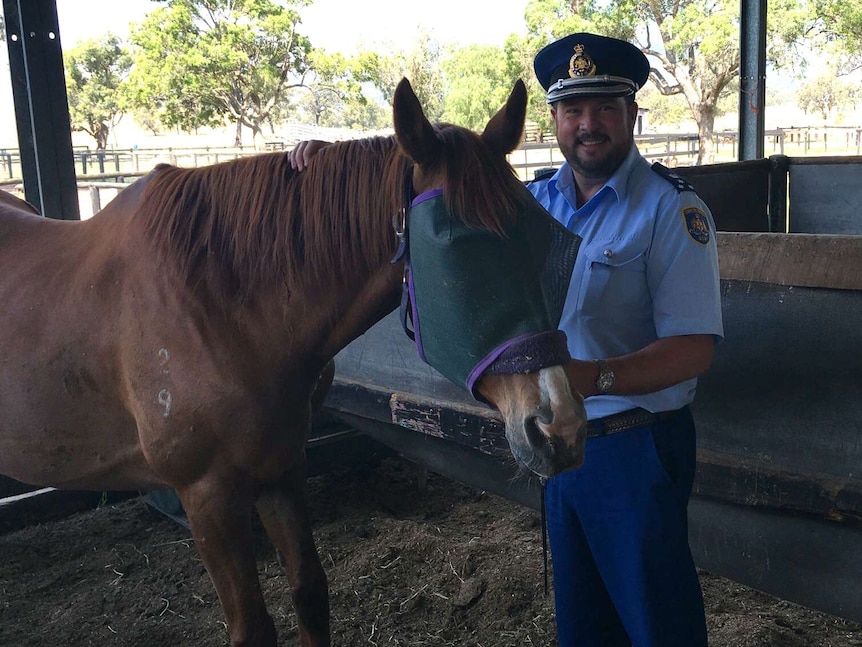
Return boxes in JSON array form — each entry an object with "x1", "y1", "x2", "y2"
[
  {"x1": 650, "y1": 162, "x2": 696, "y2": 194},
  {"x1": 528, "y1": 167, "x2": 557, "y2": 184}
]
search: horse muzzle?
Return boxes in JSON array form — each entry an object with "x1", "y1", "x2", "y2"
[{"x1": 478, "y1": 365, "x2": 588, "y2": 479}]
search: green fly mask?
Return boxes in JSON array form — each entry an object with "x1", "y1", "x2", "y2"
[{"x1": 394, "y1": 184, "x2": 581, "y2": 401}]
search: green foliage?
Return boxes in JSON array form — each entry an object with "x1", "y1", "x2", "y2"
[
  {"x1": 522, "y1": 0, "x2": 599, "y2": 40},
  {"x1": 126, "y1": 0, "x2": 312, "y2": 145},
  {"x1": 498, "y1": 33, "x2": 549, "y2": 138},
  {"x1": 815, "y1": 1, "x2": 862, "y2": 44},
  {"x1": 399, "y1": 37, "x2": 446, "y2": 122},
  {"x1": 293, "y1": 49, "x2": 387, "y2": 129},
  {"x1": 335, "y1": 96, "x2": 388, "y2": 131},
  {"x1": 358, "y1": 32, "x2": 446, "y2": 123},
  {"x1": 440, "y1": 45, "x2": 514, "y2": 132},
  {"x1": 813, "y1": 1, "x2": 862, "y2": 72},
  {"x1": 503, "y1": 0, "x2": 831, "y2": 162},
  {"x1": 797, "y1": 73, "x2": 860, "y2": 120},
  {"x1": 64, "y1": 34, "x2": 132, "y2": 149},
  {"x1": 767, "y1": 0, "x2": 820, "y2": 70},
  {"x1": 636, "y1": 86, "x2": 692, "y2": 128},
  {"x1": 285, "y1": 30, "x2": 449, "y2": 130}
]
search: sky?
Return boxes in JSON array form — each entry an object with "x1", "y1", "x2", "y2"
[{"x1": 54, "y1": 0, "x2": 530, "y2": 52}]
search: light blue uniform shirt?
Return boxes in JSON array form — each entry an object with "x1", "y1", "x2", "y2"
[{"x1": 528, "y1": 144, "x2": 724, "y2": 419}]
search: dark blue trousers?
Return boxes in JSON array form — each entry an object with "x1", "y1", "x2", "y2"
[{"x1": 544, "y1": 406, "x2": 708, "y2": 647}]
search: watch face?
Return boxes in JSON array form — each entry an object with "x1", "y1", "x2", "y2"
[{"x1": 596, "y1": 362, "x2": 615, "y2": 393}]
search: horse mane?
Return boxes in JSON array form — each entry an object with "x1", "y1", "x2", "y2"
[
  {"x1": 138, "y1": 125, "x2": 530, "y2": 301},
  {"x1": 431, "y1": 123, "x2": 531, "y2": 237}
]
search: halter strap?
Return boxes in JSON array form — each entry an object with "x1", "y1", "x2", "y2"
[
  {"x1": 390, "y1": 164, "x2": 415, "y2": 340},
  {"x1": 389, "y1": 164, "x2": 414, "y2": 265}
]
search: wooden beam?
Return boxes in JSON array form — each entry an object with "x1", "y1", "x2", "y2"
[
  {"x1": 694, "y1": 448, "x2": 862, "y2": 524},
  {"x1": 324, "y1": 382, "x2": 862, "y2": 527},
  {"x1": 717, "y1": 232, "x2": 862, "y2": 289}
]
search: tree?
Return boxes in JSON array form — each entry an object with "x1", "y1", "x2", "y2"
[
  {"x1": 502, "y1": 2, "x2": 598, "y2": 140},
  {"x1": 787, "y1": 2, "x2": 862, "y2": 118},
  {"x1": 813, "y1": 1, "x2": 862, "y2": 72},
  {"x1": 636, "y1": 85, "x2": 692, "y2": 129},
  {"x1": 636, "y1": 0, "x2": 743, "y2": 164},
  {"x1": 126, "y1": 0, "x2": 312, "y2": 147},
  {"x1": 292, "y1": 49, "x2": 387, "y2": 130},
  {"x1": 797, "y1": 73, "x2": 859, "y2": 120},
  {"x1": 440, "y1": 44, "x2": 513, "y2": 132},
  {"x1": 354, "y1": 32, "x2": 446, "y2": 124},
  {"x1": 509, "y1": 0, "x2": 816, "y2": 164},
  {"x1": 64, "y1": 34, "x2": 132, "y2": 150}
]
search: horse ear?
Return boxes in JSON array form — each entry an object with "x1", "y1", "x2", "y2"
[
  {"x1": 393, "y1": 77, "x2": 441, "y2": 166},
  {"x1": 480, "y1": 79, "x2": 528, "y2": 156}
]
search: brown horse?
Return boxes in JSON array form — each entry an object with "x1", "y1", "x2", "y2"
[{"x1": 0, "y1": 79, "x2": 586, "y2": 646}]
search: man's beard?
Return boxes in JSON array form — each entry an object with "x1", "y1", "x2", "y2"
[{"x1": 561, "y1": 132, "x2": 630, "y2": 180}]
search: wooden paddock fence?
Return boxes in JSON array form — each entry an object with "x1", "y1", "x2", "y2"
[{"x1": 2, "y1": 125, "x2": 862, "y2": 216}]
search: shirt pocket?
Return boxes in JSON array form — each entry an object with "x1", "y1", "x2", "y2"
[{"x1": 576, "y1": 239, "x2": 648, "y2": 318}]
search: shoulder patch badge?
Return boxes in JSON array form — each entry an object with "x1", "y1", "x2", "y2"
[
  {"x1": 651, "y1": 162, "x2": 695, "y2": 193},
  {"x1": 683, "y1": 207, "x2": 711, "y2": 245}
]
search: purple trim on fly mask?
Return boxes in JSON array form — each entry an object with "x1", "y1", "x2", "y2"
[
  {"x1": 412, "y1": 188, "x2": 444, "y2": 205},
  {"x1": 466, "y1": 330, "x2": 571, "y2": 398},
  {"x1": 405, "y1": 188, "x2": 443, "y2": 363}
]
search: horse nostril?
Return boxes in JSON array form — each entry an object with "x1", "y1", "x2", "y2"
[
  {"x1": 533, "y1": 399, "x2": 558, "y2": 433},
  {"x1": 535, "y1": 408, "x2": 553, "y2": 426},
  {"x1": 526, "y1": 412, "x2": 552, "y2": 449}
]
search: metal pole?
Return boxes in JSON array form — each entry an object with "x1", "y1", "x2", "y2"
[
  {"x1": 3, "y1": 0, "x2": 80, "y2": 219},
  {"x1": 738, "y1": 0, "x2": 767, "y2": 160}
]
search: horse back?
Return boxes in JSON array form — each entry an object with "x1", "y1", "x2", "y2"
[
  {"x1": 0, "y1": 173, "x2": 167, "y2": 490},
  {"x1": 0, "y1": 167, "x2": 305, "y2": 491},
  {"x1": 0, "y1": 189, "x2": 39, "y2": 215}
]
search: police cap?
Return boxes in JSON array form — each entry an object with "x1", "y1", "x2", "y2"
[{"x1": 534, "y1": 33, "x2": 650, "y2": 104}]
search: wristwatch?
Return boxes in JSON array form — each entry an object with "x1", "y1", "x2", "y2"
[{"x1": 595, "y1": 359, "x2": 616, "y2": 394}]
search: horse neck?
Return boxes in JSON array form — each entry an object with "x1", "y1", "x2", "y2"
[
  {"x1": 297, "y1": 137, "x2": 405, "y2": 276},
  {"x1": 286, "y1": 142, "x2": 408, "y2": 359},
  {"x1": 222, "y1": 142, "x2": 407, "y2": 363}
]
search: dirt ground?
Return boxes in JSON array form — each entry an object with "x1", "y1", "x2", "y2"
[{"x1": 1, "y1": 456, "x2": 860, "y2": 647}]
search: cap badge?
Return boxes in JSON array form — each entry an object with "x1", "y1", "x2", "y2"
[{"x1": 568, "y1": 43, "x2": 596, "y2": 78}]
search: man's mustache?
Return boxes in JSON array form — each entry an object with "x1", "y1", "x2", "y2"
[{"x1": 576, "y1": 132, "x2": 610, "y2": 145}]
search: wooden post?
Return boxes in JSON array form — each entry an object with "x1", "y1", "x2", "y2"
[{"x1": 88, "y1": 184, "x2": 101, "y2": 214}]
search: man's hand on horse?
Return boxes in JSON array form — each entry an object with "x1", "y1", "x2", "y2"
[{"x1": 288, "y1": 140, "x2": 332, "y2": 172}]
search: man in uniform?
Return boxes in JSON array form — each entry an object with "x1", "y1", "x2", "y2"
[{"x1": 529, "y1": 33, "x2": 723, "y2": 647}]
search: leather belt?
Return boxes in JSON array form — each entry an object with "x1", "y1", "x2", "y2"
[{"x1": 587, "y1": 407, "x2": 676, "y2": 438}]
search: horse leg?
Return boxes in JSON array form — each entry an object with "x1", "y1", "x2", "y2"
[
  {"x1": 178, "y1": 476, "x2": 277, "y2": 647},
  {"x1": 256, "y1": 465, "x2": 330, "y2": 647}
]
